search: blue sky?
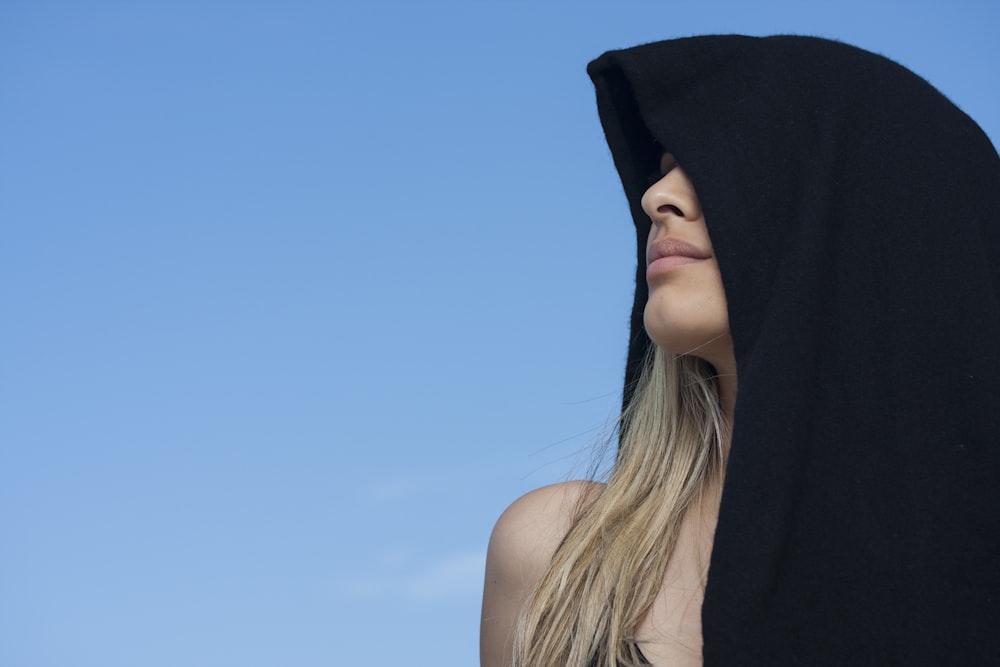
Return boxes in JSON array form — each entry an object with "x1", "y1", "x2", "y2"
[{"x1": 2, "y1": 1, "x2": 998, "y2": 666}]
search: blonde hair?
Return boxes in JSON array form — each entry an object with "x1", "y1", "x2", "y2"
[{"x1": 512, "y1": 344, "x2": 727, "y2": 667}]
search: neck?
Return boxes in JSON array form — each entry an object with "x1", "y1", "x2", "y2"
[
  {"x1": 711, "y1": 355, "x2": 738, "y2": 457},
  {"x1": 717, "y1": 371, "x2": 737, "y2": 424}
]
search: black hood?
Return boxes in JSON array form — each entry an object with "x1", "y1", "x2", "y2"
[{"x1": 588, "y1": 35, "x2": 1000, "y2": 665}]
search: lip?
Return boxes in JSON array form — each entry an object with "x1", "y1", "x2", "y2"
[{"x1": 646, "y1": 237, "x2": 711, "y2": 270}]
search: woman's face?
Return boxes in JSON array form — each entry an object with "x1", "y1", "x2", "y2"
[{"x1": 642, "y1": 153, "x2": 733, "y2": 368}]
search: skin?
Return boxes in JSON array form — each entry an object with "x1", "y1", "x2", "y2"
[
  {"x1": 643, "y1": 153, "x2": 737, "y2": 415},
  {"x1": 480, "y1": 154, "x2": 736, "y2": 667},
  {"x1": 480, "y1": 480, "x2": 602, "y2": 667}
]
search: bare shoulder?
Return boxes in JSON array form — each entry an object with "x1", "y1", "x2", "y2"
[
  {"x1": 480, "y1": 480, "x2": 603, "y2": 667},
  {"x1": 488, "y1": 480, "x2": 601, "y2": 576}
]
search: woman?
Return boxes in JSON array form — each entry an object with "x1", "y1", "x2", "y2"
[{"x1": 481, "y1": 36, "x2": 1000, "y2": 667}]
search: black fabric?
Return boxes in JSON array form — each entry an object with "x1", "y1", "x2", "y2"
[{"x1": 587, "y1": 36, "x2": 1000, "y2": 665}]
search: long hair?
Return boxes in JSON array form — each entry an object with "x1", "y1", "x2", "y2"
[{"x1": 512, "y1": 344, "x2": 727, "y2": 667}]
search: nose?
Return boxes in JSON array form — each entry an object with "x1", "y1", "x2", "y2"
[{"x1": 640, "y1": 166, "x2": 703, "y2": 226}]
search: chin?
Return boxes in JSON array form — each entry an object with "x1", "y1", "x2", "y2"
[{"x1": 644, "y1": 308, "x2": 730, "y2": 364}]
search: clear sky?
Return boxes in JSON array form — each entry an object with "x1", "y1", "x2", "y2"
[{"x1": 2, "y1": 1, "x2": 998, "y2": 666}]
